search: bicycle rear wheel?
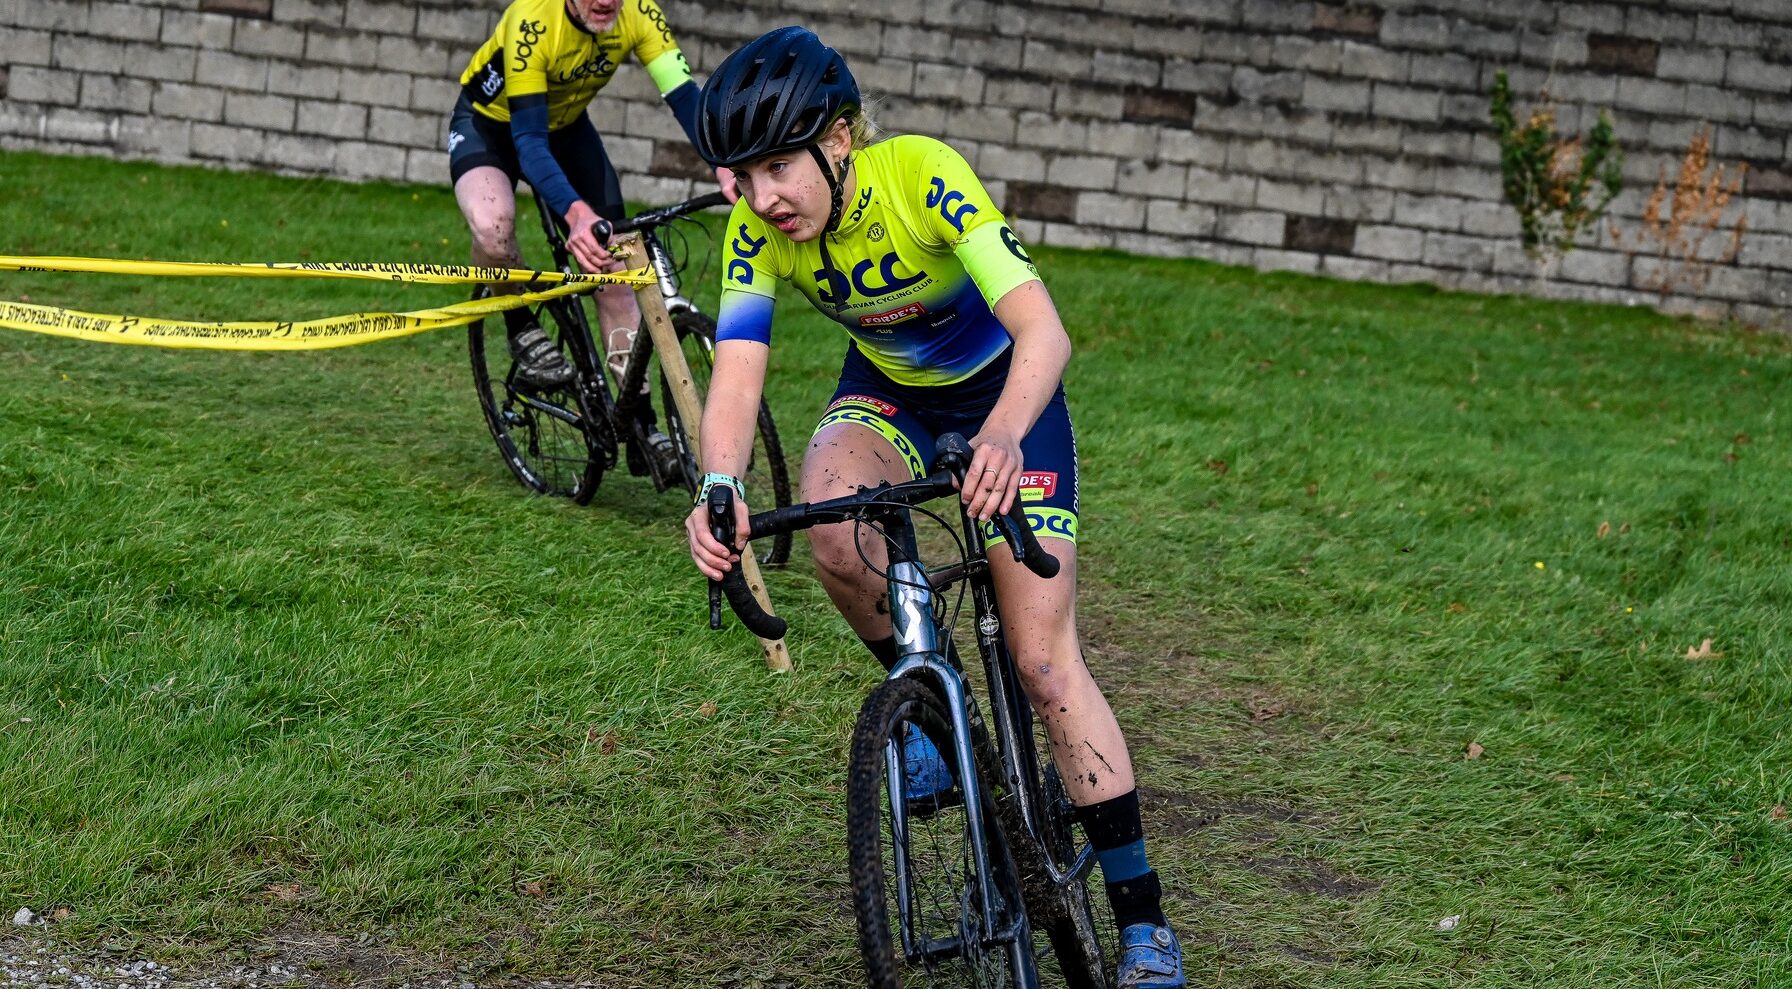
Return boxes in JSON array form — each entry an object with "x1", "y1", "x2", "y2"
[
  {"x1": 994, "y1": 672, "x2": 1115, "y2": 988},
  {"x1": 848, "y1": 676, "x2": 1038, "y2": 989},
  {"x1": 660, "y1": 309, "x2": 794, "y2": 565},
  {"x1": 1036, "y1": 762, "x2": 1116, "y2": 989},
  {"x1": 468, "y1": 290, "x2": 610, "y2": 503}
]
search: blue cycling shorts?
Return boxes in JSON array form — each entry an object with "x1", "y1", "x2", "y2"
[{"x1": 814, "y1": 344, "x2": 1080, "y2": 547}]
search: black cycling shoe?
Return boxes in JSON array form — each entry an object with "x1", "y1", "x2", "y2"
[
  {"x1": 646, "y1": 430, "x2": 684, "y2": 484},
  {"x1": 508, "y1": 326, "x2": 575, "y2": 390}
]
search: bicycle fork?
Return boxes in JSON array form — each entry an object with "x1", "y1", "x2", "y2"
[{"x1": 880, "y1": 511, "x2": 1023, "y2": 959}]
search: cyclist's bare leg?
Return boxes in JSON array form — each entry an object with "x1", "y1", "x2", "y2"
[
  {"x1": 989, "y1": 538, "x2": 1137, "y2": 806},
  {"x1": 453, "y1": 166, "x2": 523, "y2": 275},
  {"x1": 801, "y1": 421, "x2": 914, "y2": 639},
  {"x1": 803, "y1": 421, "x2": 1136, "y2": 807}
]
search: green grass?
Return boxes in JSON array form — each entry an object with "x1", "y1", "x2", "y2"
[{"x1": 2, "y1": 149, "x2": 1790, "y2": 987}]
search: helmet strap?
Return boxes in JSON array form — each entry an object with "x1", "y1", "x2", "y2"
[
  {"x1": 806, "y1": 142, "x2": 853, "y2": 315},
  {"x1": 805, "y1": 143, "x2": 850, "y2": 234}
]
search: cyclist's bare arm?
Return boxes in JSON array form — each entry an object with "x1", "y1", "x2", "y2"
[
  {"x1": 964, "y1": 280, "x2": 1072, "y2": 520},
  {"x1": 685, "y1": 339, "x2": 768, "y2": 577}
]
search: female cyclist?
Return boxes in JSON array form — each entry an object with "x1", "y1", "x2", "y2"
[{"x1": 681, "y1": 27, "x2": 1184, "y2": 989}]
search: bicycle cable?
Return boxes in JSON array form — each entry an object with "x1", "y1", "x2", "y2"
[{"x1": 849, "y1": 494, "x2": 977, "y2": 646}]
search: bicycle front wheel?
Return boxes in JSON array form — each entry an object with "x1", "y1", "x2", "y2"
[
  {"x1": 468, "y1": 290, "x2": 609, "y2": 503},
  {"x1": 848, "y1": 676, "x2": 1038, "y2": 989},
  {"x1": 660, "y1": 309, "x2": 794, "y2": 565}
]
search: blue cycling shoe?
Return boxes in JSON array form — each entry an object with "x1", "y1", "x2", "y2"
[
  {"x1": 901, "y1": 724, "x2": 960, "y2": 810},
  {"x1": 1117, "y1": 922, "x2": 1185, "y2": 989}
]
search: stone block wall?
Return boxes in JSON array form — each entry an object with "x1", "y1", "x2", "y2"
[{"x1": 2, "y1": 0, "x2": 1788, "y2": 328}]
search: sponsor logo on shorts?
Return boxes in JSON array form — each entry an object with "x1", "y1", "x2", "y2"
[
  {"x1": 859, "y1": 302, "x2": 925, "y2": 328},
  {"x1": 980, "y1": 507, "x2": 1078, "y2": 547},
  {"x1": 1017, "y1": 471, "x2": 1058, "y2": 502},
  {"x1": 827, "y1": 393, "x2": 898, "y2": 416},
  {"x1": 815, "y1": 407, "x2": 924, "y2": 477},
  {"x1": 447, "y1": 131, "x2": 465, "y2": 153}
]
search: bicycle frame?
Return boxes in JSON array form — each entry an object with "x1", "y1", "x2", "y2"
[
  {"x1": 524, "y1": 192, "x2": 710, "y2": 468},
  {"x1": 874, "y1": 496, "x2": 1109, "y2": 971}
]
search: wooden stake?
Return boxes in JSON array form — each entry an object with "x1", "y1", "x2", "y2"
[{"x1": 618, "y1": 234, "x2": 793, "y2": 673}]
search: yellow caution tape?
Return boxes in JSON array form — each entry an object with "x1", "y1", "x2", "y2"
[
  {"x1": 0, "y1": 255, "x2": 651, "y2": 287},
  {"x1": 0, "y1": 281, "x2": 601, "y2": 351},
  {"x1": 0, "y1": 254, "x2": 654, "y2": 350}
]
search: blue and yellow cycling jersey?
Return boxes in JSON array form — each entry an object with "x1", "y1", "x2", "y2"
[
  {"x1": 459, "y1": 0, "x2": 693, "y2": 130},
  {"x1": 715, "y1": 135, "x2": 1041, "y2": 387}
]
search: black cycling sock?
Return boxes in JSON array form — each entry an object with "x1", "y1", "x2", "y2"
[
  {"x1": 1105, "y1": 869, "x2": 1165, "y2": 931},
  {"x1": 1075, "y1": 789, "x2": 1166, "y2": 929},
  {"x1": 861, "y1": 635, "x2": 900, "y2": 671},
  {"x1": 861, "y1": 635, "x2": 964, "y2": 673},
  {"x1": 632, "y1": 400, "x2": 658, "y2": 431},
  {"x1": 502, "y1": 306, "x2": 533, "y2": 338}
]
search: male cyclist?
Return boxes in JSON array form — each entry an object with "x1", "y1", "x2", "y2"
[
  {"x1": 447, "y1": 0, "x2": 734, "y2": 471},
  {"x1": 683, "y1": 27, "x2": 1185, "y2": 989}
]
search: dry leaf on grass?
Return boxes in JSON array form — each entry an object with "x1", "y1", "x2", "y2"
[
  {"x1": 1250, "y1": 701, "x2": 1285, "y2": 722},
  {"x1": 1597, "y1": 521, "x2": 1611, "y2": 539},
  {"x1": 1685, "y1": 638, "x2": 1722, "y2": 661},
  {"x1": 698, "y1": 701, "x2": 719, "y2": 717},
  {"x1": 1553, "y1": 773, "x2": 1576, "y2": 782},
  {"x1": 1771, "y1": 805, "x2": 1787, "y2": 822},
  {"x1": 1465, "y1": 742, "x2": 1485, "y2": 760},
  {"x1": 262, "y1": 883, "x2": 306, "y2": 902},
  {"x1": 520, "y1": 881, "x2": 548, "y2": 897},
  {"x1": 600, "y1": 731, "x2": 619, "y2": 755},
  {"x1": 49, "y1": 908, "x2": 74, "y2": 922},
  {"x1": 1206, "y1": 459, "x2": 1230, "y2": 475},
  {"x1": 1447, "y1": 602, "x2": 1467, "y2": 614}
]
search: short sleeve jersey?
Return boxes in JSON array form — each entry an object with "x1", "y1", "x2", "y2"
[
  {"x1": 458, "y1": 0, "x2": 693, "y2": 130},
  {"x1": 714, "y1": 135, "x2": 1041, "y2": 388}
]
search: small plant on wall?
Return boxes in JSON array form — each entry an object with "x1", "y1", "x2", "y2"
[
  {"x1": 1611, "y1": 127, "x2": 1748, "y2": 298},
  {"x1": 1489, "y1": 69, "x2": 1624, "y2": 272}
]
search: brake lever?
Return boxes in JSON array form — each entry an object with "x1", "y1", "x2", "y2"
[{"x1": 706, "y1": 486, "x2": 733, "y2": 630}]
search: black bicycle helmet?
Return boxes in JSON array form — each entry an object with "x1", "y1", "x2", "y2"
[{"x1": 695, "y1": 26, "x2": 860, "y2": 168}]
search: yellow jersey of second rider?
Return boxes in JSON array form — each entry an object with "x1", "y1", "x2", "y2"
[{"x1": 459, "y1": 0, "x2": 694, "y2": 131}]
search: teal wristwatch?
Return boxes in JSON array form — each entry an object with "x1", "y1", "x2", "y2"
[{"x1": 696, "y1": 472, "x2": 746, "y2": 505}]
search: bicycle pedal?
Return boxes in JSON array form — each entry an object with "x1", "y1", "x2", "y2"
[{"x1": 903, "y1": 785, "x2": 965, "y2": 820}]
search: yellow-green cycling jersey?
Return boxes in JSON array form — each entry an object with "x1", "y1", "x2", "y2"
[
  {"x1": 715, "y1": 135, "x2": 1042, "y2": 388},
  {"x1": 458, "y1": 0, "x2": 693, "y2": 130}
]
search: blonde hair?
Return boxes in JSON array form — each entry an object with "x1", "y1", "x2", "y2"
[{"x1": 845, "y1": 96, "x2": 883, "y2": 151}]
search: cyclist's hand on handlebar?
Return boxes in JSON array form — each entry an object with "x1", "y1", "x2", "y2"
[
  {"x1": 964, "y1": 428, "x2": 1023, "y2": 522},
  {"x1": 686, "y1": 498, "x2": 749, "y2": 581},
  {"x1": 714, "y1": 166, "x2": 740, "y2": 205},
  {"x1": 563, "y1": 201, "x2": 616, "y2": 273}
]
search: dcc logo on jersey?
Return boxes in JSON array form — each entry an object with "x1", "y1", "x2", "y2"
[
  {"x1": 814, "y1": 253, "x2": 926, "y2": 307},
  {"x1": 927, "y1": 177, "x2": 979, "y2": 233},
  {"x1": 727, "y1": 224, "x2": 767, "y2": 286}
]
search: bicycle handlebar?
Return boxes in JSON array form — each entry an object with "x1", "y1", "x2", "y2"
[
  {"x1": 605, "y1": 192, "x2": 731, "y2": 239},
  {"x1": 705, "y1": 432, "x2": 1060, "y2": 640}
]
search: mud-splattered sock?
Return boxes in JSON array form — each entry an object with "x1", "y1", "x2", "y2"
[{"x1": 1075, "y1": 788, "x2": 1166, "y2": 929}]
